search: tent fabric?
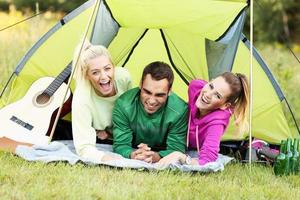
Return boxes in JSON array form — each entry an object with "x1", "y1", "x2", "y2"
[
  {"x1": 224, "y1": 40, "x2": 295, "y2": 143},
  {"x1": 106, "y1": 0, "x2": 246, "y2": 39},
  {"x1": 206, "y1": 12, "x2": 246, "y2": 79},
  {"x1": 109, "y1": 28, "x2": 192, "y2": 99},
  {"x1": 15, "y1": 140, "x2": 233, "y2": 172},
  {"x1": 0, "y1": 0, "x2": 298, "y2": 145},
  {"x1": 90, "y1": 0, "x2": 119, "y2": 46},
  {"x1": 241, "y1": 34, "x2": 284, "y2": 100}
]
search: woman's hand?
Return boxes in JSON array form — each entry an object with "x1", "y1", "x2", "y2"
[
  {"x1": 190, "y1": 158, "x2": 199, "y2": 165},
  {"x1": 96, "y1": 130, "x2": 110, "y2": 140},
  {"x1": 154, "y1": 151, "x2": 186, "y2": 169},
  {"x1": 101, "y1": 154, "x2": 122, "y2": 162}
]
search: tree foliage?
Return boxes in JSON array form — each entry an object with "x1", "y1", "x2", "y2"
[
  {"x1": 244, "y1": 0, "x2": 300, "y2": 44},
  {"x1": 11, "y1": 0, "x2": 86, "y2": 13}
]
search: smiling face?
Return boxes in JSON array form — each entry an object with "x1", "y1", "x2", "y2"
[
  {"x1": 86, "y1": 55, "x2": 115, "y2": 97},
  {"x1": 195, "y1": 77, "x2": 232, "y2": 116},
  {"x1": 140, "y1": 74, "x2": 170, "y2": 114}
]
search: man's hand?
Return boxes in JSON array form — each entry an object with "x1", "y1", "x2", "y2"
[
  {"x1": 130, "y1": 143, "x2": 161, "y2": 163},
  {"x1": 137, "y1": 143, "x2": 151, "y2": 151},
  {"x1": 131, "y1": 148, "x2": 154, "y2": 163}
]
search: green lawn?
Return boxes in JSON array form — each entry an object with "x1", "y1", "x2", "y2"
[
  {"x1": 1, "y1": 11, "x2": 300, "y2": 200},
  {"x1": 1, "y1": 151, "x2": 300, "y2": 200}
]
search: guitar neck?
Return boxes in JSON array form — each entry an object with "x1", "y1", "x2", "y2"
[{"x1": 44, "y1": 63, "x2": 72, "y2": 96}]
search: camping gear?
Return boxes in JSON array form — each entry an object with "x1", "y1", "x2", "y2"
[
  {"x1": 243, "y1": 139, "x2": 278, "y2": 163},
  {"x1": 257, "y1": 146, "x2": 278, "y2": 161},
  {"x1": 274, "y1": 138, "x2": 300, "y2": 176},
  {"x1": 274, "y1": 140, "x2": 287, "y2": 175},
  {"x1": 0, "y1": 0, "x2": 299, "y2": 145},
  {"x1": 291, "y1": 138, "x2": 299, "y2": 174},
  {"x1": 285, "y1": 138, "x2": 293, "y2": 174}
]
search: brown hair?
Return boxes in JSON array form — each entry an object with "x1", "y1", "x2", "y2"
[
  {"x1": 221, "y1": 72, "x2": 249, "y2": 134},
  {"x1": 141, "y1": 61, "x2": 174, "y2": 89}
]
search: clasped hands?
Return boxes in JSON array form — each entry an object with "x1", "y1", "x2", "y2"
[{"x1": 130, "y1": 143, "x2": 160, "y2": 163}]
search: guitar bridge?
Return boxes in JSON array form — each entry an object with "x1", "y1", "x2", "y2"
[{"x1": 10, "y1": 116, "x2": 34, "y2": 131}]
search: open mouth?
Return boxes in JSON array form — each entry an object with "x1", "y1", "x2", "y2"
[
  {"x1": 99, "y1": 80, "x2": 112, "y2": 91},
  {"x1": 146, "y1": 102, "x2": 158, "y2": 111},
  {"x1": 201, "y1": 94, "x2": 209, "y2": 104}
]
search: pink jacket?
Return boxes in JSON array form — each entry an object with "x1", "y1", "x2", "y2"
[{"x1": 187, "y1": 80, "x2": 232, "y2": 165}]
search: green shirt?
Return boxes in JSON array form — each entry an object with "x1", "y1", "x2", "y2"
[{"x1": 112, "y1": 88, "x2": 188, "y2": 158}]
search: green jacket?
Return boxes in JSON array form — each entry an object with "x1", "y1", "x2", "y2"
[{"x1": 112, "y1": 87, "x2": 188, "y2": 158}]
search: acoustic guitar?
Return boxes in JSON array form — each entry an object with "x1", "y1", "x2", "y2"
[{"x1": 0, "y1": 64, "x2": 72, "y2": 145}]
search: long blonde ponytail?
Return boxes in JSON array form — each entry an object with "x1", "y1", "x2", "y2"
[{"x1": 221, "y1": 72, "x2": 250, "y2": 135}]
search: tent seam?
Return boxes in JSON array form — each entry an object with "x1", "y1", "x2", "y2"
[
  {"x1": 216, "y1": 6, "x2": 248, "y2": 42},
  {"x1": 103, "y1": 0, "x2": 121, "y2": 27},
  {"x1": 121, "y1": 29, "x2": 149, "y2": 67},
  {"x1": 162, "y1": 32, "x2": 196, "y2": 80},
  {"x1": 160, "y1": 29, "x2": 189, "y2": 85}
]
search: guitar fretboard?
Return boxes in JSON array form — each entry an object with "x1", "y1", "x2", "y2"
[{"x1": 44, "y1": 63, "x2": 72, "y2": 96}]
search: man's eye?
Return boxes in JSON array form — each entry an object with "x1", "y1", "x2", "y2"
[
  {"x1": 209, "y1": 84, "x2": 213, "y2": 89},
  {"x1": 143, "y1": 89, "x2": 151, "y2": 95},
  {"x1": 156, "y1": 94, "x2": 166, "y2": 97}
]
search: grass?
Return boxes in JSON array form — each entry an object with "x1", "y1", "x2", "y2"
[
  {"x1": 1, "y1": 10, "x2": 300, "y2": 200},
  {"x1": 1, "y1": 151, "x2": 300, "y2": 200}
]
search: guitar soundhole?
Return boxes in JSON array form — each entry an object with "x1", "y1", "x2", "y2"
[{"x1": 36, "y1": 93, "x2": 51, "y2": 105}]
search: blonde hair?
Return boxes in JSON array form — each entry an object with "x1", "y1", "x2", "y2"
[
  {"x1": 72, "y1": 40, "x2": 114, "y2": 83},
  {"x1": 221, "y1": 72, "x2": 250, "y2": 135}
]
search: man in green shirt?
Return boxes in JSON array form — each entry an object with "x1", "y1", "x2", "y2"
[{"x1": 112, "y1": 61, "x2": 188, "y2": 163}]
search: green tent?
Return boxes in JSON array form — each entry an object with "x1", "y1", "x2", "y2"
[{"x1": 0, "y1": 0, "x2": 298, "y2": 144}]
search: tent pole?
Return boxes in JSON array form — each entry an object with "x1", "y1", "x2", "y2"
[
  {"x1": 249, "y1": 0, "x2": 254, "y2": 168},
  {"x1": 48, "y1": 0, "x2": 101, "y2": 143}
]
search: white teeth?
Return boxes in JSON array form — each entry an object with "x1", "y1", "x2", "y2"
[
  {"x1": 100, "y1": 80, "x2": 110, "y2": 85},
  {"x1": 146, "y1": 102, "x2": 156, "y2": 108},
  {"x1": 201, "y1": 96, "x2": 209, "y2": 104}
]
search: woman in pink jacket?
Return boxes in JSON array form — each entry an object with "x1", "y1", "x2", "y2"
[{"x1": 157, "y1": 72, "x2": 249, "y2": 166}]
